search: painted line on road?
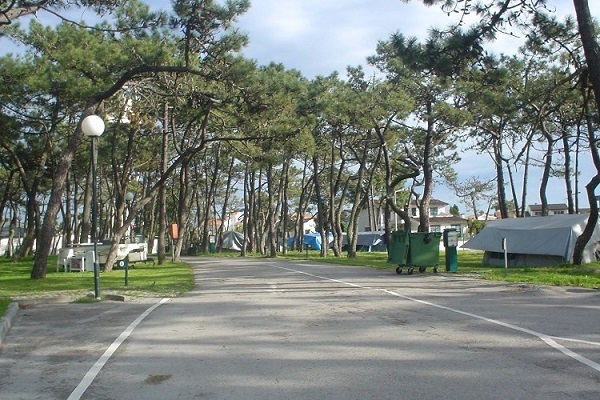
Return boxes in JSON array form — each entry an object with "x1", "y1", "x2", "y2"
[
  {"x1": 67, "y1": 298, "x2": 171, "y2": 400},
  {"x1": 277, "y1": 265, "x2": 600, "y2": 373}
]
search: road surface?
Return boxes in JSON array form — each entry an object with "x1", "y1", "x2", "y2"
[{"x1": 0, "y1": 257, "x2": 599, "y2": 399}]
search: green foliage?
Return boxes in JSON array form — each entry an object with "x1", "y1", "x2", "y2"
[
  {"x1": 0, "y1": 297, "x2": 13, "y2": 318},
  {"x1": 1, "y1": 0, "x2": 598, "y2": 273},
  {"x1": 468, "y1": 219, "x2": 486, "y2": 234},
  {"x1": 450, "y1": 204, "x2": 460, "y2": 216}
]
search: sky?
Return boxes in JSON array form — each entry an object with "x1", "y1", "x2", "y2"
[
  {"x1": 223, "y1": 0, "x2": 600, "y2": 212},
  {"x1": 5, "y1": 0, "x2": 600, "y2": 213},
  {"x1": 229, "y1": 0, "x2": 599, "y2": 78}
]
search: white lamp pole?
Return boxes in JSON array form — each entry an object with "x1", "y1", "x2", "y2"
[{"x1": 82, "y1": 115, "x2": 105, "y2": 299}]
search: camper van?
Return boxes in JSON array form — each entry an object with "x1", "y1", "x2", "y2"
[{"x1": 57, "y1": 240, "x2": 148, "y2": 272}]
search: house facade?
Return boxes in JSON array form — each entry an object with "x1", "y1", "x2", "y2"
[
  {"x1": 221, "y1": 211, "x2": 316, "y2": 234},
  {"x1": 527, "y1": 203, "x2": 569, "y2": 216},
  {"x1": 357, "y1": 198, "x2": 469, "y2": 237}
]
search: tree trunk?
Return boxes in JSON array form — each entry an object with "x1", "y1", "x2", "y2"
[
  {"x1": 493, "y1": 137, "x2": 509, "y2": 219},
  {"x1": 157, "y1": 103, "x2": 169, "y2": 264},
  {"x1": 241, "y1": 163, "x2": 250, "y2": 256},
  {"x1": 63, "y1": 173, "x2": 73, "y2": 247},
  {"x1": 572, "y1": 0, "x2": 600, "y2": 264},
  {"x1": 15, "y1": 185, "x2": 38, "y2": 259},
  {"x1": 573, "y1": 176, "x2": 600, "y2": 264},
  {"x1": 266, "y1": 162, "x2": 277, "y2": 257},
  {"x1": 312, "y1": 155, "x2": 327, "y2": 257},
  {"x1": 32, "y1": 105, "x2": 95, "y2": 279},
  {"x1": 346, "y1": 144, "x2": 370, "y2": 258},
  {"x1": 7, "y1": 206, "x2": 18, "y2": 258},
  {"x1": 562, "y1": 132, "x2": 575, "y2": 214},
  {"x1": 418, "y1": 100, "x2": 436, "y2": 232},
  {"x1": 174, "y1": 161, "x2": 191, "y2": 261},
  {"x1": 217, "y1": 156, "x2": 235, "y2": 253},
  {"x1": 573, "y1": 0, "x2": 600, "y2": 116},
  {"x1": 539, "y1": 130, "x2": 555, "y2": 216},
  {"x1": 279, "y1": 156, "x2": 291, "y2": 256}
]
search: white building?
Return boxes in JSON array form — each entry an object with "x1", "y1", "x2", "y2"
[
  {"x1": 357, "y1": 198, "x2": 469, "y2": 237},
  {"x1": 527, "y1": 203, "x2": 569, "y2": 216}
]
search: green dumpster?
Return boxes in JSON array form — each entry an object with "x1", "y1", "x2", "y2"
[
  {"x1": 408, "y1": 232, "x2": 441, "y2": 273},
  {"x1": 409, "y1": 232, "x2": 441, "y2": 265},
  {"x1": 388, "y1": 230, "x2": 410, "y2": 265}
]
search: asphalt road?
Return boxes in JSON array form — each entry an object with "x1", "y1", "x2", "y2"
[{"x1": 0, "y1": 257, "x2": 599, "y2": 399}]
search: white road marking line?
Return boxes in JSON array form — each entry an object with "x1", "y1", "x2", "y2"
[
  {"x1": 277, "y1": 265, "x2": 600, "y2": 373},
  {"x1": 67, "y1": 298, "x2": 171, "y2": 400}
]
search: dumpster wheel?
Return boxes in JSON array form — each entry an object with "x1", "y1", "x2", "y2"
[
  {"x1": 396, "y1": 266, "x2": 403, "y2": 275},
  {"x1": 418, "y1": 266, "x2": 426, "y2": 273},
  {"x1": 433, "y1": 265, "x2": 439, "y2": 273}
]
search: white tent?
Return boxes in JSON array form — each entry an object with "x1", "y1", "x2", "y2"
[
  {"x1": 342, "y1": 231, "x2": 386, "y2": 252},
  {"x1": 221, "y1": 231, "x2": 245, "y2": 251},
  {"x1": 462, "y1": 214, "x2": 600, "y2": 266}
]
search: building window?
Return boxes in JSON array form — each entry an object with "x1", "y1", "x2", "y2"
[
  {"x1": 430, "y1": 225, "x2": 441, "y2": 232},
  {"x1": 411, "y1": 207, "x2": 417, "y2": 217},
  {"x1": 430, "y1": 207, "x2": 438, "y2": 216},
  {"x1": 451, "y1": 224, "x2": 462, "y2": 236}
]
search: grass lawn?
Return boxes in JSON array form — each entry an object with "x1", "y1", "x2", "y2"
[
  {"x1": 278, "y1": 249, "x2": 600, "y2": 289},
  {"x1": 2, "y1": 250, "x2": 598, "y2": 318},
  {"x1": 0, "y1": 297, "x2": 12, "y2": 320},
  {"x1": 0, "y1": 256, "x2": 195, "y2": 315}
]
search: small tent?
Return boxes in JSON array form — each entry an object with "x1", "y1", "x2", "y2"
[
  {"x1": 221, "y1": 231, "x2": 245, "y2": 251},
  {"x1": 287, "y1": 232, "x2": 332, "y2": 250},
  {"x1": 342, "y1": 231, "x2": 386, "y2": 252},
  {"x1": 462, "y1": 214, "x2": 600, "y2": 266}
]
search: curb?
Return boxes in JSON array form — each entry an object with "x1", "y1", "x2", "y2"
[{"x1": 0, "y1": 302, "x2": 19, "y2": 346}]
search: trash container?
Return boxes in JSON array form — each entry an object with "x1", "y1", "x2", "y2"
[
  {"x1": 407, "y1": 232, "x2": 441, "y2": 273},
  {"x1": 209, "y1": 235, "x2": 216, "y2": 254},
  {"x1": 443, "y1": 229, "x2": 459, "y2": 272},
  {"x1": 388, "y1": 230, "x2": 410, "y2": 265}
]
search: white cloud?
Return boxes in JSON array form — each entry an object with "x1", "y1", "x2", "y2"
[
  {"x1": 244, "y1": 1, "x2": 315, "y2": 42},
  {"x1": 235, "y1": 0, "x2": 599, "y2": 79}
]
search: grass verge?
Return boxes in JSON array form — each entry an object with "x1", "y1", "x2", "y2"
[
  {"x1": 0, "y1": 256, "x2": 195, "y2": 301},
  {"x1": 277, "y1": 249, "x2": 600, "y2": 289},
  {"x1": 0, "y1": 297, "x2": 12, "y2": 319}
]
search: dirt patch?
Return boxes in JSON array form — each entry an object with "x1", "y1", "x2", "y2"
[{"x1": 144, "y1": 374, "x2": 172, "y2": 385}]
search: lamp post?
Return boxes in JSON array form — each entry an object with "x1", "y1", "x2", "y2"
[{"x1": 82, "y1": 115, "x2": 105, "y2": 299}]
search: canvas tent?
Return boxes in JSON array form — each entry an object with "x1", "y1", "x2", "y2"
[
  {"x1": 287, "y1": 232, "x2": 332, "y2": 250},
  {"x1": 342, "y1": 231, "x2": 386, "y2": 252},
  {"x1": 221, "y1": 231, "x2": 245, "y2": 251},
  {"x1": 463, "y1": 214, "x2": 600, "y2": 266}
]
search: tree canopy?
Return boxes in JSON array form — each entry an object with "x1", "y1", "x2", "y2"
[{"x1": 1, "y1": 0, "x2": 599, "y2": 273}]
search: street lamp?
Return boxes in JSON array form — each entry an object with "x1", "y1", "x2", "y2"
[{"x1": 82, "y1": 115, "x2": 105, "y2": 299}]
